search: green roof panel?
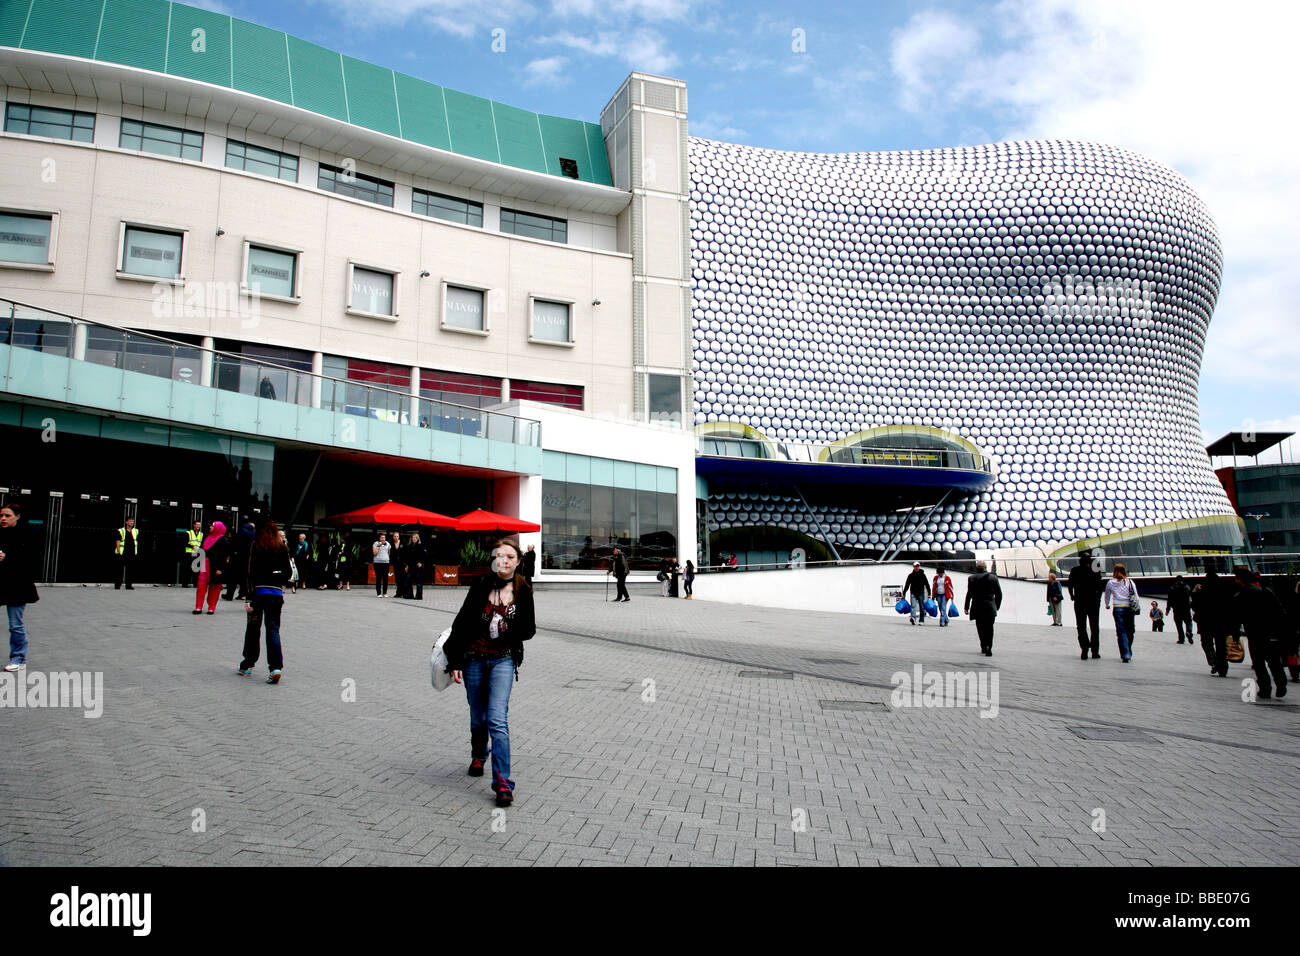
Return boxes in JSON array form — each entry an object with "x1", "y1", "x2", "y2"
[
  {"x1": 493, "y1": 102, "x2": 546, "y2": 174},
  {"x1": 165, "y1": 2, "x2": 231, "y2": 87},
  {"x1": 7, "y1": 0, "x2": 616, "y2": 186},
  {"x1": 230, "y1": 16, "x2": 290, "y2": 102},
  {"x1": 22, "y1": 0, "x2": 100, "y2": 59},
  {"x1": 444, "y1": 88, "x2": 499, "y2": 164},
  {"x1": 393, "y1": 71, "x2": 450, "y2": 152},
  {"x1": 96, "y1": 0, "x2": 168, "y2": 72},
  {"x1": 286, "y1": 36, "x2": 346, "y2": 122},
  {"x1": 0, "y1": 0, "x2": 33, "y2": 48},
  {"x1": 341, "y1": 54, "x2": 399, "y2": 137},
  {"x1": 583, "y1": 122, "x2": 613, "y2": 185}
]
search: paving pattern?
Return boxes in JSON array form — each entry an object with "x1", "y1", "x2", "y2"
[{"x1": 1, "y1": 581, "x2": 1296, "y2": 866}]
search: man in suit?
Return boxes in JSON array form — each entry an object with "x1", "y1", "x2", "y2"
[{"x1": 964, "y1": 561, "x2": 1004, "y2": 656}]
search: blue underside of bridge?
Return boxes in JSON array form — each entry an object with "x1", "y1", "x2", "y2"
[{"x1": 694, "y1": 456, "x2": 996, "y2": 493}]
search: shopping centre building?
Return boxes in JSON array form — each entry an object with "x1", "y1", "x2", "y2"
[{"x1": 0, "y1": 0, "x2": 1242, "y2": 583}]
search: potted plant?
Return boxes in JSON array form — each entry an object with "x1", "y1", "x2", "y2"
[{"x1": 456, "y1": 539, "x2": 491, "y2": 587}]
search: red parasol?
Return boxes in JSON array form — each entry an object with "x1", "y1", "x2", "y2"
[
  {"x1": 323, "y1": 501, "x2": 458, "y2": 527},
  {"x1": 452, "y1": 509, "x2": 541, "y2": 533}
]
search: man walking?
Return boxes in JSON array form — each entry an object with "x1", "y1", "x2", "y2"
[
  {"x1": 522, "y1": 544, "x2": 536, "y2": 583},
  {"x1": 1067, "y1": 551, "x2": 1103, "y2": 659},
  {"x1": 610, "y1": 546, "x2": 630, "y2": 602},
  {"x1": 114, "y1": 515, "x2": 139, "y2": 590},
  {"x1": 1231, "y1": 566, "x2": 1288, "y2": 700},
  {"x1": 964, "y1": 561, "x2": 1003, "y2": 656},
  {"x1": 1, "y1": 502, "x2": 37, "y2": 673},
  {"x1": 1193, "y1": 568, "x2": 1232, "y2": 677},
  {"x1": 1166, "y1": 574, "x2": 1194, "y2": 644},
  {"x1": 904, "y1": 561, "x2": 930, "y2": 626},
  {"x1": 932, "y1": 565, "x2": 954, "y2": 627}
]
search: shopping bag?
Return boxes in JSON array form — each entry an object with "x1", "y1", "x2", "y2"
[
  {"x1": 1225, "y1": 636, "x2": 1245, "y2": 664},
  {"x1": 895, "y1": 598, "x2": 911, "y2": 615},
  {"x1": 948, "y1": 603, "x2": 960, "y2": 618},
  {"x1": 924, "y1": 598, "x2": 938, "y2": 617},
  {"x1": 430, "y1": 627, "x2": 453, "y2": 691}
]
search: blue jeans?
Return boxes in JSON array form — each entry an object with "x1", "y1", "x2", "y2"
[
  {"x1": 7, "y1": 605, "x2": 26, "y2": 664},
  {"x1": 910, "y1": 593, "x2": 928, "y2": 623},
  {"x1": 241, "y1": 594, "x2": 284, "y2": 671},
  {"x1": 463, "y1": 655, "x2": 515, "y2": 792},
  {"x1": 1112, "y1": 608, "x2": 1135, "y2": 659},
  {"x1": 936, "y1": 596, "x2": 950, "y2": 626}
]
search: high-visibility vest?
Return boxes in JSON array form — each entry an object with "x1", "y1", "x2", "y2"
[
  {"x1": 186, "y1": 529, "x2": 203, "y2": 554},
  {"x1": 115, "y1": 526, "x2": 138, "y2": 555}
]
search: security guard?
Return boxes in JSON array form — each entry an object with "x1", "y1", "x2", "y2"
[
  {"x1": 114, "y1": 516, "x2": 139, "y2": 590},
  {"x1": 183, "y1": 520, "x2": 203, "y2": 587}
]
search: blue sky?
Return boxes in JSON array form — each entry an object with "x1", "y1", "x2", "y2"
[{"x1": 203, "y1": 0, "x2": 1300, "y2": 459}]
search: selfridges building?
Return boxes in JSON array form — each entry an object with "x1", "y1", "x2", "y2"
[{"x1": 689, "y1": 137, "x2": 1244, "y2": 563}]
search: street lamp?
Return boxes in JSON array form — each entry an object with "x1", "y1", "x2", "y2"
[{"x1": 1243, "y1": 512, "x2": 1269, "y2": 552}]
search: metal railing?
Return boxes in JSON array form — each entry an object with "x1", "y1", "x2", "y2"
[
  {"x1": 697, "y1": 436, "x2": 991, "y2": 473},
  {"x1": 0, "y1": 297, "x2": 541, "y2": 447}
]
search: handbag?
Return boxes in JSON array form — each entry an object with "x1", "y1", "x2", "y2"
[
  {"x1": 430, "y1": 627, "x2": 453, "y2": 691},
  {"x1": 1225, "y1": 635, "x2": 1245, "y2": 664},
  {"x1": 1127, "y1": 581, "x2": 1140, "y2": 614}
]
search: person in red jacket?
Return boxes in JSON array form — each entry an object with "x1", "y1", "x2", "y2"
[{"x1": 932, "y1": 566, "x2": 954, "y2": 627}]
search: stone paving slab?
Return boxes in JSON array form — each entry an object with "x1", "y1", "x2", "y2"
[{"x1": 0, "y1": 582, "x2": 1296, "y2": 866}]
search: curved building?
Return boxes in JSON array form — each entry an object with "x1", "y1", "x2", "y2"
[{"x1": 689, "y1": 137, "x2": 1243, "y2": 562}]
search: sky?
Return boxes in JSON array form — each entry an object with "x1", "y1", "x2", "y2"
[{"x1": 199, "y1": 0, "x2": 1300, "y2": 460}]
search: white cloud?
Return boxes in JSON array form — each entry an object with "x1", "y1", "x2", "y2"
[
  {"x1": 550, "y1": 0, "x2": 694, "y2": 20},
  {"x1": 690, "y1": 118, "x2": 748, "y2": 140},
  {"x1": 521, "y1": 55, "x2": 569, "y2": 86},
  {"x1": 542, "y1": 28, "x2": 679, "y2": 72},
  {"x1": 888, "y1": 0, "x2": 1300, "y2": 422},
  {"x1": 313, "y1": 0, "x2": 538, "y2": 38}
]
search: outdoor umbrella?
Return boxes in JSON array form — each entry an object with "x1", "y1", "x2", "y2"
[
  {"x1": 323, "y1": 501, "x2": 458, "y2": 527},
  {"x1": 452, "y1": 509, "x2": 541, "y2": 533}
]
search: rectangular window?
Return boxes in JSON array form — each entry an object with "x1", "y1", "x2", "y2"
[
  {"x1": 319, "y1": 162, "x2": 394, "y2": 207},
  {"x1": 120, "y1": 225, "x2": 184, "y2": 280},
  {"x1": 348, "y1": 264, "x2": 397, "y2": 318},
  {"x1": 443, "y1": 285, "x2": 485, "y2": 332},
  {"x1": 510, "y1": 378, "x2": 584, "y2": 410},
  {"x1": 500, "y1": 208, "x2": 567, "y2": 243},
  {"x1": 530, "y1": 298, "x2": 572, "y2": 345},
  {"x1": 0, "y1": 211, "x2": 54, "y2": 267},
  {"x1": 119, "y1": 119, "x2": 203, "y2": 160},
  {"x1": 5, "y1": 102, "x2": 94, "y2": 142},
  {"x1": 648, "y1": 373, "x2": 682, "y2": 425},
  {"x1": 226, "y1": 139, "x2": 299, "y2": 182},
  {"x1": 413, "y1": 189, "x2": 483, "y2": 227},
  {"x1": 419, "y1": 369, "x2": 500, "y2": 407},
  {"x1": 244, "y1": 244, "x2": 298, "y2": 299}
]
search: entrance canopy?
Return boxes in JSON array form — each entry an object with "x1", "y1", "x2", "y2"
[{"x1": 323, "y1": 501, "x2": 458, "y2": 527}]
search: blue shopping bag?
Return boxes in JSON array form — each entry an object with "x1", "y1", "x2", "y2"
[
  {"x1": 924, "y1": 598, "x2": 939, "y2": 617},
  {"x1": 948, "y1": 602, "x2": 960, "y2": 618},
  {"x1": 895, "y1": 598, "x2": 911, "y2": 614}
]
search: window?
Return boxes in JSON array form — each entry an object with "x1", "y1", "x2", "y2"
[
  {"x1": 318, "y1": 162, "x2": 393, "y2": 207},
  {"x1": 5, "y1": 103, "x2": 94, "y2": 142},
  {"x1": 510, "y1": 378, "x2": 583, "y2": 410},
  {"x1": 413, "y1": 189, "x2": 482, "y2": 227},
  {"x1": 321, "y1": 355, "x2": 410, "y2": 421},
  {"x1": 347, "y1": 263, "x2": 398, "y2": 319},
  {"x1": 529, "y1": 297, "x2": 573, "y2": 345},
  {"x1": 419, "y1": 369, "x2": 500, "y2": 407},
  {"x1": 0, "y1": 210, "x2": 57, "y2": 269},
  {"x1": 119, "y1": 119, "x2": 203, "y2": 160},
  {"x1": 226, "y1": 139, "x2": 298, "y2": 182},
  {"x1": 442, "y1": 284, "x2": 486, "y2": 333},
  {"x1": 118, "y1": 224, "x2": 186, "y2": 281},
  {"x1": 648, "y1": 374, "x2": 682, "y2": 425},
  {"x1": 242, "y1": 243, "x2": 299, "y2": 300},
  {"x1": 500, "y1": 208, "x2": 567, "y2": 243}
]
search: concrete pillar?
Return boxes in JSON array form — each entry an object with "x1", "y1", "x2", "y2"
[
  {"x1": 311, "y1": 351, "x2": 323, "y2": 409},
  {"x1": 501, "y1": 377, "x2": 511, "y2": 403},
  {"x1": 409, "y1": 364, "x2": 419, "y2": 425},
  {"x1": 199, "y1": 335, "x2": 214, "y2": 387},
  {"x1": 71, "y1": 321, "x2": 88, "y2": 361}
]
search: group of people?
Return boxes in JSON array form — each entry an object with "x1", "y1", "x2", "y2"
[
  {"x1": 655, "y1": 557, "x2": 695, "y2": 599},
  {"x1": 903, "y1": 560, "x2": 1004, "y2": 654},
  {"x1": 367, "y1": 530, "x2": 433, "y2": 598}
]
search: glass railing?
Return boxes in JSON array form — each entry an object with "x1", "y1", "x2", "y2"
[
  {"x1": 696, "y1": 435, "x2": 991, "y2": 473},
  {"x1": 0, "y1": 297, "x2": 542, "y2": 447}
]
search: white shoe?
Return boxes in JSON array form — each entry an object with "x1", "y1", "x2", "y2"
[{"x1": 4, "y1": 661, "x2": 25, "y2": 672}]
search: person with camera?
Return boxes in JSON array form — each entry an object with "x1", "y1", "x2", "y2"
[{"x1": 443, "y1": 540, "x2": 536, "y2": 807}]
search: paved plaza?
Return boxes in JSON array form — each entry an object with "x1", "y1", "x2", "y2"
[{"x1": 2, "y1": 580, "x2": 1298, "y2": 867}]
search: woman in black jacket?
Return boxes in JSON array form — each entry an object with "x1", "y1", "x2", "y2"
[
  {"x1": 1, "y1": 501, "x2": 38, "y2": 672},
  {"x1": 443, "y1": 539, "x2": 536, "y2": 807},
  {"x1": 239, "y1": 519, "x2": 292, "y2": 684}
]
